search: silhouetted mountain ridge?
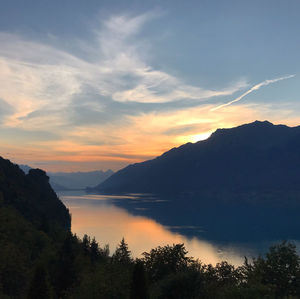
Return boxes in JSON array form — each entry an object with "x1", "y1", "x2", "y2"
[
  {"x1": 0, "y1": 157, "x2": 71, "y2": 230},
  {"x1": 95, "y1": 120, "x2": 300, "y2": 194}
]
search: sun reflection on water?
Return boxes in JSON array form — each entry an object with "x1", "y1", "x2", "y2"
[{"x1": 60, "y1": 192, "x2": 247, "y2": 266}]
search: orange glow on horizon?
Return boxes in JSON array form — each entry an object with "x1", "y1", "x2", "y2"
[{"x1": 2, "y1": 104, "x2": 300, "y2": 172}]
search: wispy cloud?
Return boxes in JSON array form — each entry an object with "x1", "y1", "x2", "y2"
[
  {"x1": 211, "y1": 75, "x2": 295, "y2": 111},
  {"x1": 0, "y1": 12, "x2": 248, "y2": 132},
  {"x1": 94, "y1": 13, "x2": 247, "y2": 104}
]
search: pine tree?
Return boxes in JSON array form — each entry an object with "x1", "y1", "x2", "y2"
[
  {"x1": 112, "y1": 238, "x2": 132, "y2": 264},
  {"x1": 99, "y1": 244, "x2": 110, "y2": 258},
  {"x1": 82, "y1": 234, "x2": 90, "y2": 255},
  {"x1": 90, "y1": 237, "x2": 99, "y2": 263},
  {"x1": 55, "y1": 232, "x2": 76, "y2": 297}
]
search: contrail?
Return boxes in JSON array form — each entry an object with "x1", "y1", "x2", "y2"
[{"x1": 210, "y1": 74, "x2": 295, "y2": 111}]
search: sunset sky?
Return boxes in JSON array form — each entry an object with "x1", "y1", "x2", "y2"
[{"x1": 0, "y1": 0, "x2": 300, "y2": 172}]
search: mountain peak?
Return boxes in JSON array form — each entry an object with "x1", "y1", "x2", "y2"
[
  {"x1": 213, "y1": 120, "x2": 273, "y2": 134},
  {"x1": 209, "y1": 120, "x2": 291, "y2": 143},
  {"x1": 251, "y1": 120, "x2": 273, "y2": 126},
  {"x1": 241, "y1": 120, "x2": 283, "y2": 130},
  {"x1": 96, "y1": 120, "x2": 300, "y2": 194}
]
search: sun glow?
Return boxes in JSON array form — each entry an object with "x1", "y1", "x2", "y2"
[{"x1": 189, "y1": 131, "x2": 213, "y2": 143}]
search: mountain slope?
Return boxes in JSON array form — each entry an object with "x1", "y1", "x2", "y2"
[
  {"x1": 1, "y1": 157, "x2": 71, "y2": 230},
  {"x1": 95, "y1": 120, "x2": 300, "y2": 194}
]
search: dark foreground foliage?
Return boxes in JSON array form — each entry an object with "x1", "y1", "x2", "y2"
[
  {"x1": 1, "y1": 223, "x2": 300, "y2": 299},
  {"x1": 1, "y1": 156, "x2": 300, "y2": 298}
]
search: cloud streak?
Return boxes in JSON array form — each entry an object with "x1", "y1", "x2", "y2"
[{"x1": 211, "y1": 74, "x2": 296, "y2": 111}]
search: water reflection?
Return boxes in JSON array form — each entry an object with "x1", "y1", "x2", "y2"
[{"x1": 60, "y1": 191, "x2": 250, "y2": 265}]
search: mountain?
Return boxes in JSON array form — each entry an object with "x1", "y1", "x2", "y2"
[
  {"x1": 19, "y1": 165, "x2": 114, "y2": 190},
  {"x1": 0, "y1": 157, "x2": 66, "y2": 298},
  {"x1": 0, "y1": 157, "x2": 71, "y2": 230},
  {"x1": 1, "y1": 157, "x2": 71, "y2": 230},
  {"x1": 48, "y1": 170, "x2": 114, "y2": 190},
  {"x1": 95, "y1": 120, "x2": 300, "y2": 195}
]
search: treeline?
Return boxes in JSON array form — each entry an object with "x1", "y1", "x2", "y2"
[
  {"x1": 46, "y1": 239, "x2": 300, "y2": 299},
  {"x1": 2, "y1": 225, "x2": 300, "y2": 299}
]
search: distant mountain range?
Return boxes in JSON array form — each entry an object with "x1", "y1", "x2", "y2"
[
  {"x1": 94, "y1": 120, "x2": 300, "y2": 195},
  {"x1": 19, "y1": 165, "x2": 114, "y2": 191}
]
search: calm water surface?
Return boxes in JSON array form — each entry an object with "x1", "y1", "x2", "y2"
[{"x1": 59, "y1": 191, "x2": 260, "y2": 265}]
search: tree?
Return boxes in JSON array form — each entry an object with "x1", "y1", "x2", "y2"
[
  {"x1": 142, "y1": 244, "x2": 192, "y2": 282},
  {"x1": 90, "y1": 237, "x2": 99, "y2": 263},
  {"x1": 243, "y1": 241, "x2": 300, "y2": 298},
  {"x1": 55, "y1": 232, "x2": 77, "y2": 297},
  {"x1": 99, "y1": 244, "x2": 110, "y2": 258},
  {"x1": 258, "y1": 241, "x2": 300, "y2": 297},
  {"x1": 112, "y1": 238, "x2": 132, "y2": 264},
  {"x1": 82, "y1": 234, "x2": 90, "y2": 256},
  {"x1": 130, "y1": 260, "x2": 148, "y2": 299}
]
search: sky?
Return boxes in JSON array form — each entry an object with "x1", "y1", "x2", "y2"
[{"x1": 0, "y1": 0, "x2": 300, "y2": 172}]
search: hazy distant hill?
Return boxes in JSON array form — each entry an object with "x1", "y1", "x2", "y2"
[
  {"x1": 48, "y1": 170, "x2": 114, "y2": 190},
  {"x1": 19, "y1": 165, "x2": 114, "y2": 191},
  {"x1": 95, "y1": 120, "x2": 300, "y2": 195}
]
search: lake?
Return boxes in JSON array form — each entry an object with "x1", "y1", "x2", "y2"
[{"x1": 59, "y1": 190, "x2": 300, "y2": 265}]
